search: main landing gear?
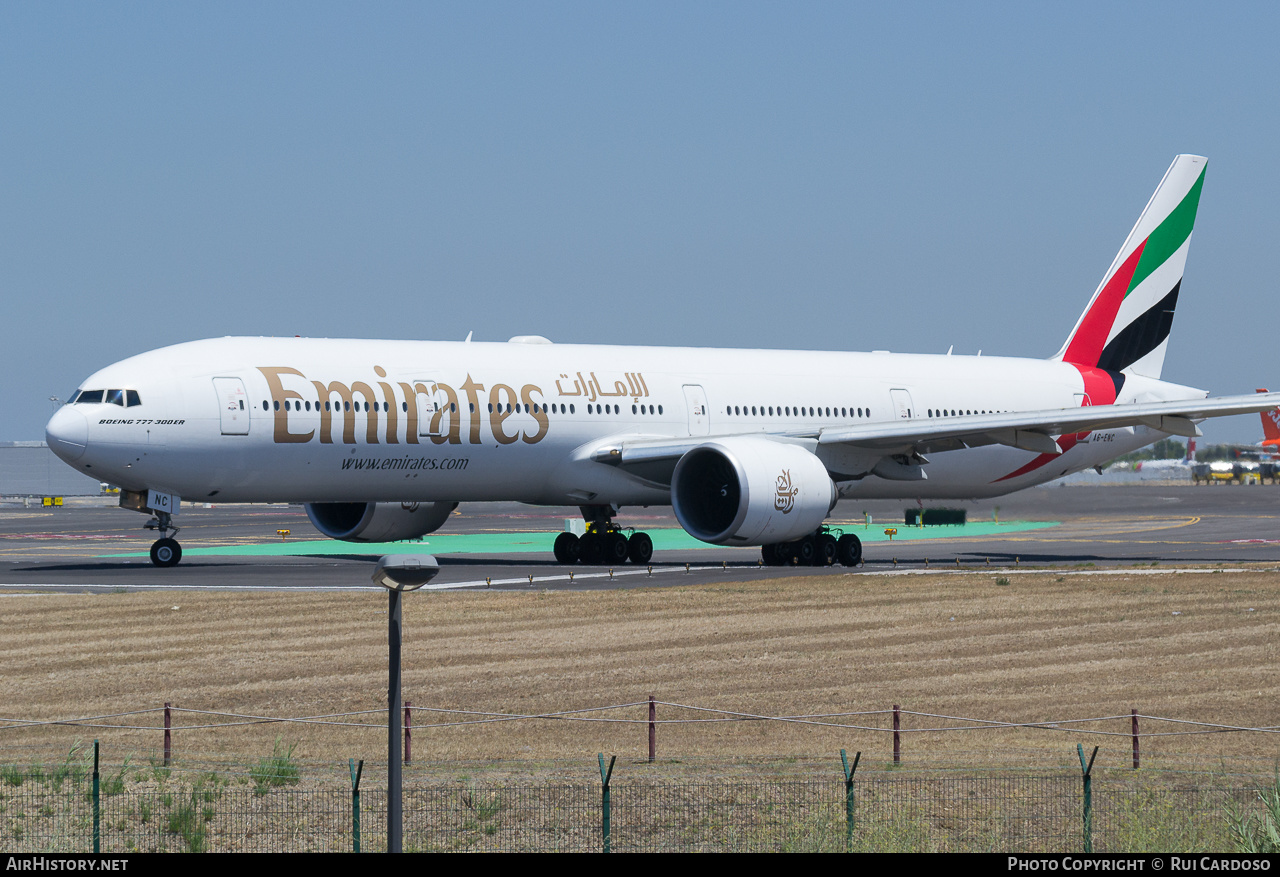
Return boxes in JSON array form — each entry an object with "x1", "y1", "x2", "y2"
[
  {"x1": 144, "y1": 511, "x2": 182, "y2": 568},
  {"x1": 553, "y1": 506, "x2": 654, "y2": 566},
  {"x1": 761, "y1": 528, "x2": 862, "y2": 568}
]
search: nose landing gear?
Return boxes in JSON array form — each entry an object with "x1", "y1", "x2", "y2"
[
  {"x1": 149, "y1": 536, "x2": 182, "y2": 567},
  {"x1": 143, "y1": 508, "x2": 183, "y2": 567}
]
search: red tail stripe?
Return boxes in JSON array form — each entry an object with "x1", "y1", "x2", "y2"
[{"x1": 1062, "y1": 239, "x2": 1147, "y2": 367}]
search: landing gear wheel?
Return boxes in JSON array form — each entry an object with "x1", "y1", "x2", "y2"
[
  {"x1": 553, "y1": 532, "x2": 580, "y2": 564},
  {"x1": 761, "y1": 543, "x2": 786, "y2": 566},
  {"x1": 837, "y1": 534, "x2": 863, "y2": 567},
  {"x1": 793, "y1": 537, "x2": 816, "y2": 566},
  {"x1": 150, "y1": 538, "x2": 182, "y2": 568},
  {"x1": 815, "y1": 534, "x2": 838, "y2": 567},
  {"x1": 578, "y1": 532, "x2": 605, "y2": 565},
  {"x1": 605, "y1": 532, "x2": 630, "y2": 564},
  {"x1": 627, "y1": 532, "x2": 653, "y2": 564}
]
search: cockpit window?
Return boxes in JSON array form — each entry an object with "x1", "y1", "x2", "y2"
[{"x1": 71, "y1": 389, "x2": 141, "y2": 406}]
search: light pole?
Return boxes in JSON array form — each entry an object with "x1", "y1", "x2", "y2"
[{"x1": 372, "y1": 554, "x2": 439, "y2": 853}]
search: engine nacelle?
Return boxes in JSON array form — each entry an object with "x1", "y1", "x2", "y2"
[
  {"x1": 305, "y1": 501, "x2": 458, "y2": 543},
  {"x1": 671, "y1": 437, "x2": 835, "y2": 545}
]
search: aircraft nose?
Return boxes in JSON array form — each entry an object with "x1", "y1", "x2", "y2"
[{"x1": 46, "y1": 406, "x2": 89, "y2": 463}]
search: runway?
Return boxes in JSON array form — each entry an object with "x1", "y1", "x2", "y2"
[{"x1": 2, "y1": 483, "x2": 1278, "y2": 592}]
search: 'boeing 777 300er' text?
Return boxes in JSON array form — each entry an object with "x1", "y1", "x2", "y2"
[{"x1": 44, "y1": 155, "x2": 1280, "y2": 567}]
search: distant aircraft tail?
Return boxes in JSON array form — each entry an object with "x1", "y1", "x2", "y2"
[
  {"x1": 1257, "y1": 389, "x2": 1280, "y2": 445},
  {"x1": 1055, "y1": 155, "x2": 1207, "y2": 380}
]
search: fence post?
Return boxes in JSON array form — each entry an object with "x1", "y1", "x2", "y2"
[
  {"x1": 648, "y1": 696, "x2": 656, "y2": 763},
  {"x1": 598, "y1": 753, "x2": 617, "y2": 853},
  {"x1": 164, "y1": 702, "x2": 171, "y2": 766},
  {"x1": 1131, "y1": 709, "x2": 1139, "y2": 770},
  {"x1": 893, "y1": 705, "x2": 901, "y2": 764},
  {"x1": 1077, "y1": 743, "x2": 1098, "y2": 853},
  {"x1": 840, "y1": 749, "x2": 861, "y2": 851},
  {"x1": 349, "y1": 759, "x2": 363, "y2": 853},
  {"x1": 92, "y1": 740, "x2": 100, "y2": 855},
  {"x1": 404, "y1": 702, "x2": 412, "y2": 764}
]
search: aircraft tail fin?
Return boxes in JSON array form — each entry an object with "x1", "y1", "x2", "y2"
[
  {"x1": 1257, "y1": 389, "x2": 1280, "y2": 444},
  {"x1": 1055, "y1": 155, "x2": 1207, "y2": 379}
]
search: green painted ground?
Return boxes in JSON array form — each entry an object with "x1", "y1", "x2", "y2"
[{"x1": 109, "y1": 520, "x2": 1058, "y2": 558}]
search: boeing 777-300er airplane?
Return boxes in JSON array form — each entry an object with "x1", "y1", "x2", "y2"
[{"x1": 44, "y1": 154, "x2": 1280, "y2": 567}]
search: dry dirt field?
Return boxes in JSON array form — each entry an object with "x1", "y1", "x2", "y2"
[{"x1": 1, "y1": 568, "x2": 1277, "y2": 773}]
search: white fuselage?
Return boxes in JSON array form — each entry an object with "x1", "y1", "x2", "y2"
[{"x1": 46, "y1": 336, "x2": 1192, "y2": 508}]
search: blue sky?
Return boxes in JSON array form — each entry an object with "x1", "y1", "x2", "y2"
[{"x1": 3, "y1": 2, "x2": 1277, "y2": 443}]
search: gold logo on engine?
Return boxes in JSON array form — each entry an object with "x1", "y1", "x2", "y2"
[{"x1": 774, "y1": 469, "x2": 798, "y2": 513}]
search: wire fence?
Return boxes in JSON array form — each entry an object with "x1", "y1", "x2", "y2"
[
  {"x1": 1, "y1": 745, "x2": 1273, "y2": 853},
  {"x1": 3, "y1": 701, "x2": 1279, "y2": 768}
]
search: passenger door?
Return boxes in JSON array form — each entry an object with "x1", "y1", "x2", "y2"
[
  {"x1": 890, "y1": 388, "x2": 915, "y2": 420},
  {"x1": 683, "y1": 384, "x2": 710, "y2": 436},
  {"x1": 212, "y1": 377, "x2": 250, "y2": 435}
]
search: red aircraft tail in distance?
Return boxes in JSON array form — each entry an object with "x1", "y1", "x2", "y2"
[{"x1": 1257, "y1": 389, "x2": 1280, "y2": 449}]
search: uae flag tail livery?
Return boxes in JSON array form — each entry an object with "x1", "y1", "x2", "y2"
[{"x1": 1056, "y1": 154, "x2": 1206, "y2": 392}]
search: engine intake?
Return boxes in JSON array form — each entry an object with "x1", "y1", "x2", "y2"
[
  {"x1": 671, "y1": 437, "x2": 835, "y2": 545},
  {"x1": 305, "y1": 501, "x2": 458, "y2": 543}
]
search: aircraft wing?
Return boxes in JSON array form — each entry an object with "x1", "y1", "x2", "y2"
[{"x1": 591, "y1": 391, "x2": 1280, "y2": 484}]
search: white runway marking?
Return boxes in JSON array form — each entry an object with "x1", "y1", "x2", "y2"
[{"x1": 0, "y1": 565, "x2": 1255, "y2": 593}]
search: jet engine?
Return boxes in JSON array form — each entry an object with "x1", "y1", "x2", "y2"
[
  {"x1": 671, "y1": 437, "x2": 835, "y2": 545},
  {"x1": 305, "y1": 501, "x2": 458, "y2": 543}
]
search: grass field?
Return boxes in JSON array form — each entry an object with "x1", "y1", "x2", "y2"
[{"x1": 1, "y1": 567, "x2": 1277, "y2": 770}]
